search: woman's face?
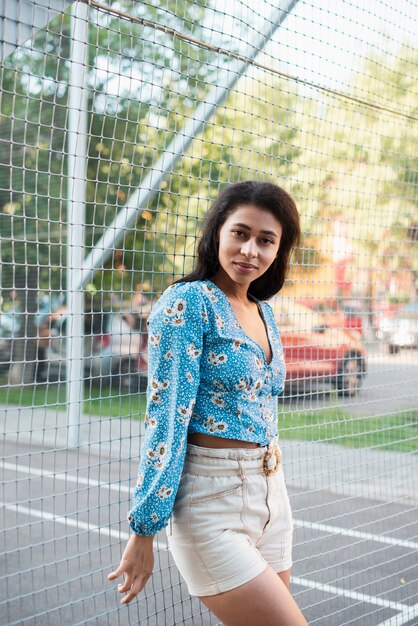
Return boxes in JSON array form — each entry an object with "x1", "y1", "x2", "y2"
[{"x1": 215, "y1": 204, "x2": 282, "y2": 288}]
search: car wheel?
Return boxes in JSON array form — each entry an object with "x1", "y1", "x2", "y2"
[
  {"x1": 385, "y1": 343, "x2": 400, "y2": 355},
  {"x1": 337, "y1": 355, "x2": 364, "y2": 397}
]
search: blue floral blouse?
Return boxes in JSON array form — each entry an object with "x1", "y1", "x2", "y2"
[{"x1": 128, "y1": 279, "x2": 286, "y2": 536}]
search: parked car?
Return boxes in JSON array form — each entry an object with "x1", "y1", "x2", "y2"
[
  {"x1": 298, "y1": 297, "x2": 364, "y2": 337},
  {"x1": 271, "y1": 299, "x2": 367, "y2": 396},
  {"x1": 138, "y1": 296, "x2": 366, "y2": 397},
  {"x1": 0, "y1": 312, "x2": 20, "y2": 371},
  {"x1": 372, "y1": 301, "x2": 402, "y2": 340},
  {"x1": 40, "y1": 307, "x2": 149, "y2": 391},
  {"x1": 378, "y1": 300, "x2": 418, "y2": 354},
  {"x1": 340, "y1": 299, "x2": 364, "y2": 337},
  {"x1": 0, "y1": 294, "x2": 66, "y2": 375},
  {"x1": 38, "y1": 307, "x2": 111, "y2": 382},
  {"x1": 107, "y1": 309, "x2": 149, "y2": 391}
]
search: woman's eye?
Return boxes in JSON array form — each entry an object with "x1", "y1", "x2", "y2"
[
  {"x1": 232, "y1": 230, "x2": 245, "y2": 237},
  {"x1": 260, "y1": 238, "x2": 274, "y2": 245}
]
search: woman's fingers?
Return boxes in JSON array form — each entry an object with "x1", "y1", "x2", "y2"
[
  {"x1": 108, "y1": 535, "x2": 155, "y2": 604},
  {"x1": 120, "y1": 582, "x2": 140, "y2": 605},
  {"x1": 107, "y1": 567, "x2": 122, "y2": 581},
  {"x1": 117, "y1": 574, "x2": 134, "y2": 593},
  {"x1": 108, "y1": 568, "x2": 151, "y2": 605},
  {"x1": 120, "y1": 574, "x2": 151, "y2": 605}
]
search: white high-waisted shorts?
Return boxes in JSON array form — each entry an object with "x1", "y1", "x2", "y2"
[{"x1": 166, "y1": 441, "x2": 293, "y2": 597}]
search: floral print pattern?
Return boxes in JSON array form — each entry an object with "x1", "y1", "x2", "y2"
[
  {"x1": 128, "y1": 279, "x2": 286, "y2": 536},
  {"x1": 207, "y1": 351, "x2": 228, "y2": 366},
  {"x1": 145, "y1": 441, "x2": 168, "y2": 469},
  {"x1": 203, "y1": 416, "x2": 228, "y2": 433},
  {"x1": 155, "y1": 485, "x2": 174, "y2": 500}
]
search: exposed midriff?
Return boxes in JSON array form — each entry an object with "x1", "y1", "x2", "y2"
[{"x1": 188, "y1": 432, "x2": 260, "y2": 449}]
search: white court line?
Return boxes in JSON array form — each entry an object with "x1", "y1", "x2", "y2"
[
  {"x1": 1, "y1": 461, "x2": 131, "y2": 494},
  {"x1": 2, "y1": 500, "x2": 414, "y2": 618},
  {"x1": 376, "y1": 603, "x2": 418, "y2": 626},
  {"x1": 1, "y1": 500, "x2": 169, "y2": 553},
  {"x1": 3, "y1": 461, "x2": 417, "y2": 552},
  {"x1": 293, "y1": 519, "x2": 418, "y2": 552},
  {"x1": 292, "y1": 576, "x2": 411, "y2": 613},
  {"x1": 1, "y1": 501, "x2": 131, "y2": 542}
]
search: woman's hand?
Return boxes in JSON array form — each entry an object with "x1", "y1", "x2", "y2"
[{"x1": 108, "y1": 534, "x2": 154, "y2": 604}]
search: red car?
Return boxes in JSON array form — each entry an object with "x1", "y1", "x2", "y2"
[
  {"x1": 271, "y1": 299, "x2": 367, "y2": 396},
  {"x1": 298, "y1": 298, "x2": 364, "y2": 337},
  {"x1": 139, "y1": 297, "x2": 366, "y2": 397}
]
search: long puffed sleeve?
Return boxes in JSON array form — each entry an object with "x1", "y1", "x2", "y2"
[{"x1": 128, "y1": 282, "x2": 207, "y2": 536}]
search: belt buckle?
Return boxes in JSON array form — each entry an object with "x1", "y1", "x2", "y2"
[{"x1": 263, "y1": 444, "x2": 281, "y2": 476}]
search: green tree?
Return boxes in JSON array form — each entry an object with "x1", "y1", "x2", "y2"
[
  {"x1": 0, "y1": 0, "x2": 218, "y2": 382},
  {"x1": 278, "y1": 45, "x2": 418, "y2": 300}
]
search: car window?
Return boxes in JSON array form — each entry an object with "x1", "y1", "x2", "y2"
[
  {"x1": 0, "y1": 313, "x2": 17, "y2": 336},
  {"x1": 271, "y1": 299, "x2": 323, "y2": 332},
  {"x1": 88, "y1": 312, "x2": 108, "y2": 334},
  {"x1": 49, "y1": 311, "x2": 109, "y2": 335}
]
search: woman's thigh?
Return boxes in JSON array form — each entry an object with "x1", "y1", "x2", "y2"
[
  {"x1": 278, "y1": 567, "x2": 291, "y2": 590},
  {"x1": 199, "y1": 566, "x2": 308, "y2": 626}
]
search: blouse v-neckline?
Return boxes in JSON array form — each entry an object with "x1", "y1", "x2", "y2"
[{"x1": 204, "y1": 279, "x2": 274, "y2": 367}]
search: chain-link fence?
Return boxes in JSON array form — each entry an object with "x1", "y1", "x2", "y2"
[{"x1": 1, "y1": 0, "x2": 417, "y2": 624}]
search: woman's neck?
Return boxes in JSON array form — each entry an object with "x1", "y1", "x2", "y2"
[{"x1": 209, "y1": 273, "x2": 251, "y2": 305}]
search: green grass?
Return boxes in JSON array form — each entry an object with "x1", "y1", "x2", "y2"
[
  {"x1": 0, "y1": 382, "x2": 416, "y2": 453},
  {"x1": 279, "y1": 406, "x2": 418, "y2": 453},
  {"x1": 0, "y1": 382, "x2": 147, "y2": 419}
]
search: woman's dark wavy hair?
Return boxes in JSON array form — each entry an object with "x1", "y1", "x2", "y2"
[{"x1": 175, "y1": 180, "x2": 300, "y2": 300}]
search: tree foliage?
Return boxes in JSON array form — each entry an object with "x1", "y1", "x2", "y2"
[{"x1": 0, "y1": 1, "x2": 417, "y2": 383}]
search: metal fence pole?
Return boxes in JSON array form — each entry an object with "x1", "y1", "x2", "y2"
[{"x1": 66, "y1": 0, "x2": 89, "y2": 448}]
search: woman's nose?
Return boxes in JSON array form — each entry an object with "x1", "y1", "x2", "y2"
[{"x1": 241, "y1": 239, "x2": 258, "y2": 257}]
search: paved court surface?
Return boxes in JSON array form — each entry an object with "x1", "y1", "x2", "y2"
[{"x1": 1, "y1": 431, "x2": 417, "y2": 626}]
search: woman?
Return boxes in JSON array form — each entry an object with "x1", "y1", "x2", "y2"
[{"x1": 109, "y1": 181, "x2": 308, "y2": 626}]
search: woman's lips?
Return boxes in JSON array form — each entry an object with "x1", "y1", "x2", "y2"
[{"x1": 234, "y1": 262, "x2": 257, "y2": 273}]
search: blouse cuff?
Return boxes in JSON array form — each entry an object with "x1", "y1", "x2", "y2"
[{"x1": 127, "y1": 510, "x2": 166, "y2": 536}]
